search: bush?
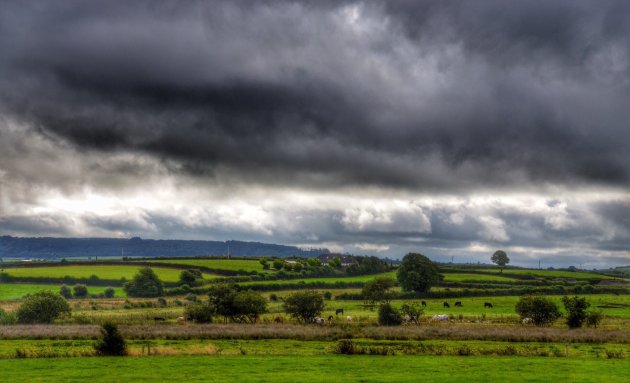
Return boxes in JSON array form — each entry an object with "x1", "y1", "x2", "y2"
[
  {"x1": 94, "y1": 322, "x2": 127, "y2": 356},
  {"x1": 283, "y1": 290, "x2": 324, "y2": 323},
  {"x1": 16, "y1": 291, "x2": 71, "y2": 324},
  {"x1": 124, "y1": 267, "x2": 164, "y2": 297},
  {"x1": 272, "y1": 260, "x2": 284, "y2": 270},
  {"x1": 585, "y1": 310, "x2": 603, "y2": 328},
  {"x1": 185, "y1": 293, "x2": 198, "y2": 302},
  {"x1": 335, "y1": 339, "x2": 357, "y2": 354},
  {"x1": 562, "y1": 295, "x2": 590, "y2": 328},
  {"x1": 103, "y1": 287, "x2": 115, "y2": 298},
  {"x1": 73, "y1": 284, "x2": 88, "y2": 298},
  {"x1": 0, "y1": 308, "x2": 16, "y2": 325},
  {"x1": 184, "y1": 302, "x2": 215, "y2": 323},
  {"x1": 323, "y1": 291, "x2": 332, "y2": 300},
  {"x1": 59, "y1": 285, "x2": 72, "y2": 299},
  {"x1": 515, "y1": 296, "x2": 561, "y2": 326},
  {"x1": 362, "y1": 278, "x2": 395, "y2": 304},
  {"x1": 179, "y1": 269, "x2": 202, "y2": 286},
  {"x1": 157, "y1": 297, "x2": 167, "y2": 307},
  {"x1": 378, "y1": 303, "x2": 403, "y2": 326},
  {"x1": 269, "y1": 293, "x2": 278, "y2": 302},
  {"x1": 232, "y1": 291, "x2": 267, "y2": 323}
]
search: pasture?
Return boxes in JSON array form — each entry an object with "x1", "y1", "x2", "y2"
[
  {"x1": 142, "y1": 258, "x2": 274, "y2": 273},
  {"x1": 0, "y1": 354, "x2": 629, "y2": 382},
  {"x1": 0, "y1": 283, "x2": 125, "y2": 301},
  {"x1": 0, "y1": 265, "x2": 215, "y2": 282},
  {"x1": 468, "y1": 268, "x2": 619, "y2": 281}
]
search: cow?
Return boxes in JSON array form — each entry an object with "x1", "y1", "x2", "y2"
[
  {"x1": 153, "y1": 316, "x2": 166, "y2": 321},
  {"x1": 273, "y1": 316, "x2": 284, "y2": 324},
  {"x1": 327, "y1": 315, "x2": 334, "y2": 322},
  {"x1": 403, "y1": 314, "x2": 412, "y2": 323},
  {"x1": 522, "y1": 317, "x2": 533, "y2": 325},
  {"x1": 454, "y1": 301, "x2": 463, "y2": 307},
  {"x1": 432, "y1": 314, "x2": 449, "y2": 322},
  {"x1": 335, "y1": 308, "x2": 344, "y2": 315},
  {"x1": 443, "y1": 302, "x2": 450, "y2": 308},
  {"x1": 421, "y1": 301, "x2": 427, "y2": 307},
  {"x1": 176, "y1": 316, "x2": 186, "y2": 324},
  {"x1": 314, "y1": 316, "x2": 325, "y2": 325},
  {"x1": 484, "y1": 302, "x2": 493, "y2": 308},
  {"x1": 346, "y1": 316, "x2": 353, "y2": 322}
]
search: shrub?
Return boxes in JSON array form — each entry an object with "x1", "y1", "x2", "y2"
[
  {"x1": 73, "y1": 284, "x2": 88, "y2": 298},
  {"x1": 585, "y1": 310, "x2": 603, "y2": 328},
  {"x1": 232, "y1": 291, "x2": 267, "y2": 323},
  {"x1": 335, "y1": 339, "x2": 357, "y2": 354},
  {"x1": 94, "y1": 322, "x2": 127, "y2": 356},
  {"x1": 362, "y1": 278, "x2": 395, "y2": 304},
  {"x1": 378, "y1": 303, "x2": 403, "y2": 326},
  {"x1": 59, "y1": 285, "x2": 72, "y2": 299},
  {"x1": 124, "y1": 267, "x2": 164, "y2": 297},
  {"x1": 272, "y1": 260, "x2": 284, "y2": 270},
  {"x1": 16, "y1": 291, "x2": 71, "y2": 324},
  {"x1": 185, "y1": 293, "x2": 198, "y2": 302},
  {"x1": 157, "y1": 297, "x2": 167, "y2": 307},
  {"x1": 323, "y1": 291, "x2": 332, "y2": 300},
  {"x1": 400, "y1": 302, "x2": 423, "y2": 324},
  {"x1": 269, "y1": 293, "x2": 278, "y2": 302},
  {"x1": 515, "y1": 296, "x2": 561, "y2": 326},
  {"x1": 184, "y1": 302, "x2": 214, "y2": 323},
  {"x1": 179, "y1": 269, "x2": 202, "y2": 286},
  {"x1": 103, "y1": 287, "x2": 115, "y2": 298},
  {"x1": 562, "y1": 295, "x2": 590, "y2": 329},
  {"x1": 283, "y1": 290, "x2": 324, "y2": 323},
  {"x1": 0, "y1": 308, "x2": 16, "y2": 325}
]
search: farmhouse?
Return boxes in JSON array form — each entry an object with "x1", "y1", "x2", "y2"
[{"x1": 318, "y1": 253, "x2": 356, "y2": 267}]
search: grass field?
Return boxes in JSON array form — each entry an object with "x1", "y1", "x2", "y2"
[
  {"x1": 239, "y1": 271, "x2": 398, "y2": 287},
  {"x1": 471, "y1": 268, "x2": 617, "y2": 280},
  {"x1": 0, "y1": 283, "x2": 126, "y2": 300},
  {"x1": 143, "y1": 259, "x2": 274, "y2": 273},
  {"x1": 0, "y1": 354, "x2": 629, "y2": 382},
  {"x1": 0, "y1": 265, "x2": 216, "y2": 282},
  {"x1": 441, "y1": 273, "x2": 519, "y2": 282}
]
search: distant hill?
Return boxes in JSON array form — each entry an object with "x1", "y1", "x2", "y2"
[{"x1": 0, "y1": 236, "x2": 329, "y2": 259}]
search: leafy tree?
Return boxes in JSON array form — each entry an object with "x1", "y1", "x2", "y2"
[
  {"x1": 401, "y1": 302, "x2": 423, "y2": 324},
  {"x1": 362, "y1": 278, "x2": 395, "y2": 304},
  {"x1": 562, "y1": 295, "x2": 590, "y2": 329},
  {"x1": 179, "y1": 269, "x2": 202, "y2": 286},
  {"x1": 94, "y1": 322, "x2": 127, "y2": 356},
  {"x1": 103, "y1": 287, "x2": 115, "y2": 298},
  {"x1": 59, "y1": 285, "x2": 72, "y2": 299},
  {"x1": 283, "y1": 290, "x2": 324, "y2": 323},
  {"x1": 259, "y1": 258, "x2": 270, "y2": 270},
  {"x1": 397, "y1": 253, "x2": 441, "y2": 293},
  {"x1": 272, "y1": 259, "x2": 284, "y2": 270},
  {"x1": 283, "y1": 262, "x2": 293, "y2": 271},
  {"x1": 232, "y1": 291, "x2": 267, "y2": 323},
  {"x1": 293, "y1": 262, "x2": 303, "y2": 272},
  {"x1": 515, "y1": 296, "x2": 561, "y2": 326},
  {"x1": 73, "y1": 284, "x2": 88, "y2": 298},
  {"x1": 491, "y1": 250, "x2": 510, "y2": 273},
  {"x1": 323, "y1": 291, "x2": 332, "y2": 300},
  {"x1": 585, "y1": 310, "x2": 603, "y2": 328},
  {"x1": 378, "y1": 303, "x2": 403, "y2": 326},
  {"x1": 123, "y1": 267, "x2": 164, "y2": 297},
  {"x1": 184, "y1": 302, "x2": 215, "y2": 323},
  {"x1": 16, "y1": 291, "x2": 71, "y2": 324},
  {"x1": 208, "y1": 284, "x2": 238, "y2": 323},
  {"x1": 328, "y1": 257, "x2": 342, "y2": 268},
  {"x1": 307, "y1": 258, "x2": 322, "y2": 267}
]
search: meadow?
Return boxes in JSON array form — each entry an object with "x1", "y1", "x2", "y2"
[
  {"x1": 142, "y1": 258, "x2": 274, "y2": 273},
  {"x1": 0, "y1": 265, "x2": 215, "y2": 282},
  {"x1": 0, "y1": 283, "x2": 126, "y2": 301}
]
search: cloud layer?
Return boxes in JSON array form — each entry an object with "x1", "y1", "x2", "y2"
[{"x1": 1, "y1": 1, "x2": 629, "y2": 266}]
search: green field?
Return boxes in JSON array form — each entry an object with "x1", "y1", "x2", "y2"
[
  {"x1": 0, "y1": 265, "x2": 215, "y2": 282},
  {"x1": 0, "y1": 354, "x2": 628, "y2": 382},
  {"x1": 441, "y1": 273, "x2": 519, "y2": 282},
  {"x1": 239, "y1": 271, "x2": 397, "y2": 287},
  {"x1": 472, "y1": 268, "x2": 617, "y2": 280},
  {"x1": 0, "y1": 283, "x2": 126, "y2": 300},
  {"x1": 144, "y1": 258, "x2": 274, "y2": 273}
]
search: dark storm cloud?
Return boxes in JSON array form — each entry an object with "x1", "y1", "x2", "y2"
[{"x1": 1, "y1": 0, "x2": 629, "y2": 191}]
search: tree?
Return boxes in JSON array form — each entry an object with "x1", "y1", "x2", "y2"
[
  {"x1": 16, "y1": 291, "x2": 71, "y2": 324},
  {"x1": 397, "y1": 253, "x2": 441, "y2": 293},
  {"x1": 272, "y1": 259, "x2": 284, "y2": 270},
  {"x1": 73, "y1": 284, "x2": 88, "y2": 298},
  {"x1": 94, "y1": 322, "x2": 127, "y2": 356},
  {"x1": 362, "y1": 278, "x2": 395, "y2": 305},
  {"x1": 232, "y1": 291, "x2": 267, "y2": 323},
  {"x1": 283, "y1": 290, "x2": 324, "y2": 323},
  {"x1": 123, "y1": 267, "x2": 164, "y2": 297},
  {"x1": 378, "y1": 303, "x2": 402, "y2": 326},
  {"x1": 179, "y1": 269, "x2": 202, "y2": 286},
  {"x1": 208, "y1": 284, "x2": 238, "y2": 323},
  {"x1": 259, "y1": 258, "x2": 270, "y2": 270},
  {"x1": 491, "y1": 250, "x2": 510, "y2": 273},
  {"x1": 515, "y1": 296, "x2": 561, "y2": 326},
  {"x1": 328, "y1": 257, "x2": 342, "y2": 268},
  {"x1": 307, "y1": 258, "x2": 322, "y2": 267},
  {"x1": 293, "y1": 262, "x2": 303, "y2": 272},
  {"x1": 585, "y1": 310, "x2": 603, "y2": 328},
  {"x1": 103, "y1": 287, "x2": 115, "y2": 298},
  {"x1": 562, "y1": 295, "x2": 590, "y2": 329},
  {"x1": 184, "y1": 302, "x2": 215, "y2": 323},
  {"x1": 59, "y1": 285, "x2": 72, "y2": 299}
]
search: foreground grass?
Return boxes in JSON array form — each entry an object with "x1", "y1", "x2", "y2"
[{"x1": 0, "y1": 355, "x2": 628, "y2": 382}]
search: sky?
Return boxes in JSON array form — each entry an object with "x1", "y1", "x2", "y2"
[{"x1": 0, "y1": 1, "x2": 629, "y2": 268}]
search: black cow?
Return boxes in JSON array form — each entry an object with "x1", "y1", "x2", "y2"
[
  {"x1": 443, "y1": 302, "x2": 450, "y2": 308},
  {"x1": 421, "y1": 301, "x2": 427, "y2": 307},
  {"x1": 484, "y1": 302, "x2": 493, "y2": 308},
  {"x1": 327, "y1": 315, "x2": 334, "y2": 322},
  {"x1": 153, "y1": 317, "x2": 166, "y2": 321},
  {"x1": 454, "y1": 301, "x2": 463, "y2": 307},
  {"x1": 335, "y1": 308, "x2": 344, "y2": 315}
]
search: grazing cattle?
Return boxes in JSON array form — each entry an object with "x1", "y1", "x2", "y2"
[
  {"x1": 403, "y1": 314, "x2": 412, "y2": 323},
  {"x1": 432, "y1": 314, "x2": 449, "y2": 322},
  {"x1": 327, "y1": 315, "x2": 334, "y2": 322},
  {"x1": 153, "y1": 316, "x2": 166, "y2": 321},
  {"x1": 346, "y1": 316, "x2": 353, "y2": 322},
  {"x1": 443, "y1": 302, "x2": 450, "y2": 308},
  {"x1": 176, "y1": 316, "x2": 186, "y2": 324},
  {"x1": 335, "y1": 308, "x2": 344, "y2": 315},
  {"x1": 484, "y1": 302, "x2": 493, "y2": 308},
  {"x1": 522, "y1": 317, "x2": 533, "y2": 325},
  {"x1": 273, "y1": 316, "x2": 284, "y2": 324},
  {"x1": 421, "y1": 301, "x2": 427, "y2": 307},
  {"x1": 314, "y1": 316, "x2": 325, "y2": 325},
  {"x1": 454, "y1": 301, "x2": 463, "y2": 307}
]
